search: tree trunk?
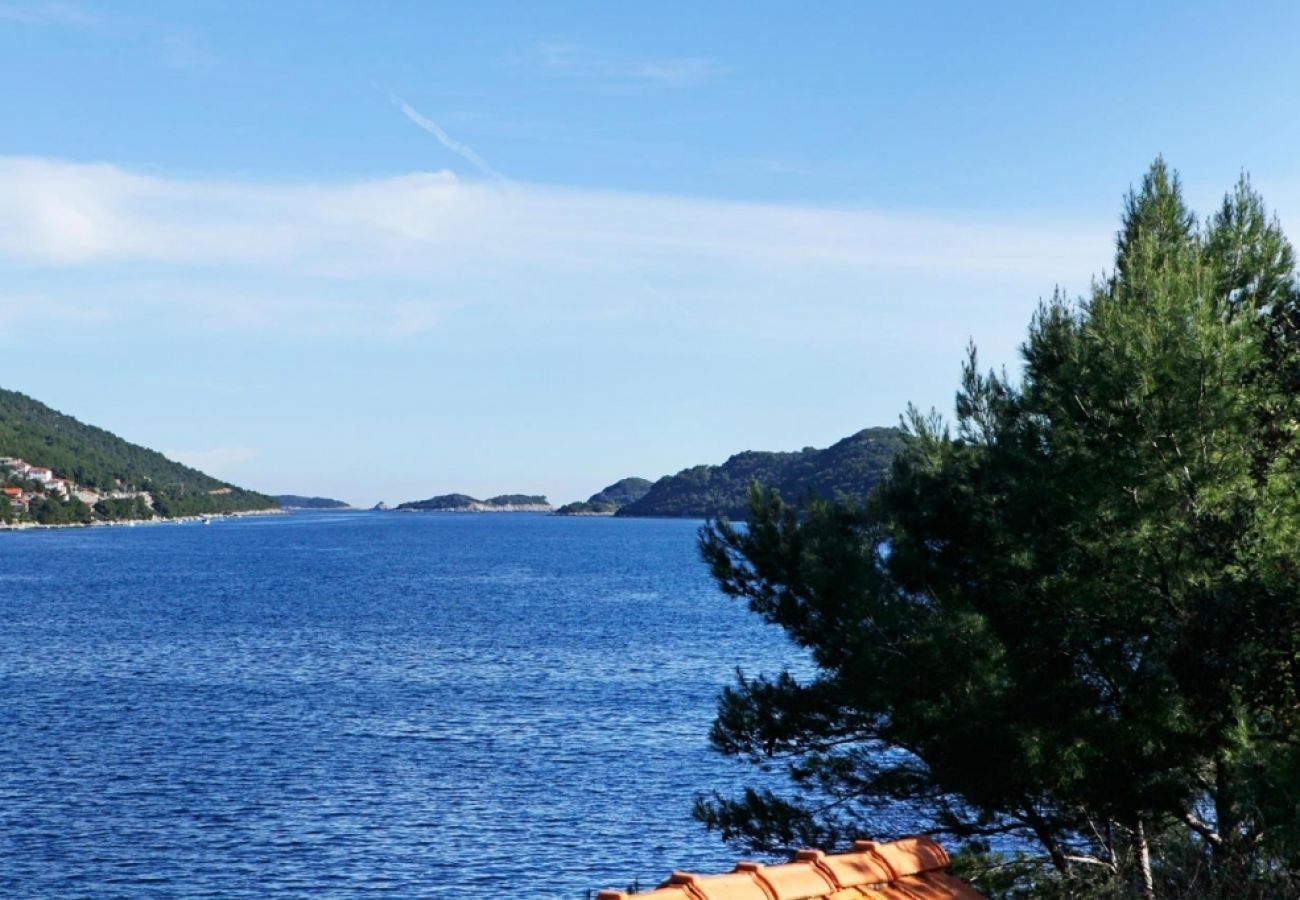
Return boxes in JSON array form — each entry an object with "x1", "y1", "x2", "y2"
[
  {"x1": 1025, "y1": 810, "x2": 1071, "y2": 874},
  {"x1": 1135, "y1": 819, "x2": 1156, "y2": 900},
  {"x1": 1212, "y1": 756, "x2": 1234, "y2": 865}
]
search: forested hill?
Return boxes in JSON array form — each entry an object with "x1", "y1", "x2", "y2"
[
  {"x1": 555, "y1": 477, "x2": 652, "y2": 515},
  {"x1": 395, "y1": 493, "x2": 553, "y2": 512},
  {"x1": 0, "y1": 387, "x2": 276, "y2": 515},
  {"x1": 616, "y1": 427, "x2": 905, "y2": 520},
  {"x1": 275, "y1": 495, "x2": 351, "y2": 509}
]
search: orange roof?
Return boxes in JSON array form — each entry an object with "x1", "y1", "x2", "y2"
[
  {"x1": 596, "y1": 837, "x2": 984, "y2": 900},
  {"x1": 2, "y1": 487, "x2": 21, "y2": 497}
]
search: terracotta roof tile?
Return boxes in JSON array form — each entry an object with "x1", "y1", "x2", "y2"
[
  {"x1": 666, "y1": 868, "x2": 775, "y2": 900},
  {"x1": 738, "y1": 859, "x2": 837, "y2": 900},
  {"x1": 596, "y1": 888, "x2": 698, "y2": 900},
  {"x1": 857, "y1": 838, "x2": 949, "y2": 878},
  {"x1": 802, "y1": 845, "x2": 892, "y2": 889},
  {"x1": 597, "y1": 838, "x2": 982, "y2": 900},
  {"x1": 894, "y1": 872, "x2": 986, "y2": 900}
]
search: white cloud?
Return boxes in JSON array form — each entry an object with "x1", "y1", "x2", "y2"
[
  {"x1": 631, "y1": 57, "x2": 727, "y2": 87},
  {"x1": 0, "y1": 156, "x2": 1118, "y2": 348},
  {"x1": 533, "y1": 42, "x2": 728, "y2": 88},
  {"x1": 0, "y1": 157, "x2": 1107, "y2": 279},
  {"x1": 0, "y1": 292, "x2": 112, "y2": 330},
  {"x1": 0, "y1": 2, "x2": 95, "y2": 25},
  {"x1": 161, "y1": 34, "x2": 217, "y2": 70},
  {"x1": 381, "y1": 300, "x2": 443, "y2": 337}
]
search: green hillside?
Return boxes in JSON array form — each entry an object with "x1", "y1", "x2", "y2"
[
  {"x1": 275, "y1": 495, "x2": 351, "y2": 509},
  {"x1": 616, "y1": 427, "x2": 904, "y2": 519},
  {"x1": 0, "y1": 387, "x2": 276, "y2": 518},
  {"x1": 395, "y1": 493, "x2": 551, "y2": 511},
  {"x1": 556, "y1": 477, "x2": 652, "y2": 515}
]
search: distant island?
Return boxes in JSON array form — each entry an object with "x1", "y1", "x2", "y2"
[
  {"x1": 617, "y1": 427, "x2": 904, "y2": 520},
  {"x1": 0, "y1": 386, "x2": 278, "y2": 526},
  {"x1": 555, "y1": 477, "x2": 652, "y2": 516},
  {"x1": 394, "y1": 493, "x2": 553, "y2": 513},
  {"x1": 275, "y1": 495, "x2": 351, "y2": 510}
]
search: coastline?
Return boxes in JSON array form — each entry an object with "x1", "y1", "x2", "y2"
[{"x1": 0, "y1": 507, "x2": 285, "y2": 532}]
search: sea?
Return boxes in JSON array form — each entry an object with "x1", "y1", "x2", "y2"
[{"x1": 0, "y1": 511, "x2": 814, "y2": 898}]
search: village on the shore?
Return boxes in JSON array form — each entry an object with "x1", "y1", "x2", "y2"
[
  {"x1": 0, "y1": 456, "x2": 230, "y2": 525},
  {"x1": 3, "y1": 456, "x2": 112, "y2": 510}
]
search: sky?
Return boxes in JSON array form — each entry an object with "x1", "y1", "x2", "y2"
[{"x1": 4, "y1": 1, "x2": 1300, "y2": 506}]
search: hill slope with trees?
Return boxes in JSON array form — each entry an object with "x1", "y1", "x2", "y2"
[
  {"x1": 395, "y1": 493, "x2": 552, "y2": 512},
  {"x1": 274, "y1": 495, "x2": 351, "y2": 509},
  {"x1": 555, "y1": 477, "x2": 652, "y2": 515},
  {"x1": 617, "y1": 427, "x2": 904, "y2": 519},
  {"x1": 0, "y1": 387, "x2": 276, "y2": 518}
]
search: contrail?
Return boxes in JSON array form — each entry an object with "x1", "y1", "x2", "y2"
[{"x1": 392, "y1": 95, "x2": 504, "y2": 181}]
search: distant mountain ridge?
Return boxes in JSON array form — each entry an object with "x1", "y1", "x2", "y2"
[
  {"x1": 0, "y1": 387, "x2": 276, "y2": 520},
  {"x1": 616, "y1": 427, "x2": 904, "y2": 519},
  {"x1": 555, "y1": 477, "x2": 652, "y2": 515},
  {"x1": 395, "y1": 493, "x2": 553, "y2": 512}
]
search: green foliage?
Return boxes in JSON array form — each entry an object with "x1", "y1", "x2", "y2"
[
  {"x1": 485, "y1": 494, "x2": 548, "y2": 506},
  {"x1": 274, "y1": 495, "x2": 350, "y2": 509},
  {"x1": 0, "y1": 386, "x2": 276, "y2": 517},
  {"x1": 556, "y1": 477, "x2": 652, "y2": 515},
  {"x1": 94, "y1": 496, "x2": 154, "y2": 521},
  {"x1": 400, "y1": 493, "x2": 480, "y2": 510},
  {"x1": 28, "y1": 495, "x2": 93, "y2": 525},
  {"x1": 396, "y1": 493, "x2": 550, "y2": 511},
  {"x1": 695, "y1": 161, "x2": 1300, "y2": 898},
  {"x1": 619, "y1": 428, "x2": 904, "y2": 519}
]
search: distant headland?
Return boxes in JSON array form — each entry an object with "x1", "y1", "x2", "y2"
[
  {"x1": 612, "y1": 427, "x2": 904, "y2": 519},
  {"x1": 554, "y1": 478, "x2": 652, "y2": 516},
  {"x1": 393, "y1": 493, "x2": 554, "y2": 513},
  {"x1": 380, "y1": 428, "x2": 905, "y2": 520},
  {"x1": 274, "y1": 495, "x2": 351, "y2": 510},
  {"x1": 2, "y1": 380, "x2": 906, "y2": 529}
]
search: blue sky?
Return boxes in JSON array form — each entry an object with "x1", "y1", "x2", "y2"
[{"x1": 4, "y1": 1, "x2": 1300, "y2": 506}]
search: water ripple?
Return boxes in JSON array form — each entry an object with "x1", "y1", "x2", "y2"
[{"x1": 0, "y1": 513, "x2": 806, "y2": 897}]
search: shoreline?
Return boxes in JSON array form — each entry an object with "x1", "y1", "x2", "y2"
[{"x1": 0, "y1": 507, "x2": 285, "y2": 532}]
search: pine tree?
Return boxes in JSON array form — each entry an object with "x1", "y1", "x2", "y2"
[{"x1": 696, "y1": 160, "x2": 1300, "y2": 897}]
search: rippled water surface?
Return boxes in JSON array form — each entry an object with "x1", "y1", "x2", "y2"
[{"x1": 0, "y1": 512, "x2": 802, "y2": 897}]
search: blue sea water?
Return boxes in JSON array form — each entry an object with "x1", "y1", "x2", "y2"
[{"x1": 0, "y1": 512, "x2": 804, "y2": 898}]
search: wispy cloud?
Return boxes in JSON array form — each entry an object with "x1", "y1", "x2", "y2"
[
  {"x1": 163, "y1": 446, "x2": 256, "y2": 475},
  {"x1": 0, "y1": 157, "x2": 1105, "y2": 276},
  {"x1": 161, "y1": 34, "x2": 217, "y2": 70},
  {"x1": 631, "y1": 57, "x2": 726, "y2": 88},
  {"x1": 0, "y1": 1, "x2": 95, "y2": 25},
  {"x1": 533, "y1": 42, "x2": 728, "y2": 88},
  {"x1": 392, "y1": 96, "x2": 504, "y2": 181},
  {"x1": 0, "y1": 292, "x2": 112, "y2": 331},
  {"x1": 0, "y1": 156, "x2": 1113, "y2": 344}
]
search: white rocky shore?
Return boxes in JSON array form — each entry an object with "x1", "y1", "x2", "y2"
[{"x1": 0, "y1": 508, "x2": 284, "y2": 531}]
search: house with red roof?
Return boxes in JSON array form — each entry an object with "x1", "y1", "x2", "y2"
[{"x1": 596, "y1": 836, "x2": 984, "y2": 900}]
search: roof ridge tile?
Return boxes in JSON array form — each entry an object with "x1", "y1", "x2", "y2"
[{"x1": 596, "y1": 837, "x2": 980, "y2": 900}]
